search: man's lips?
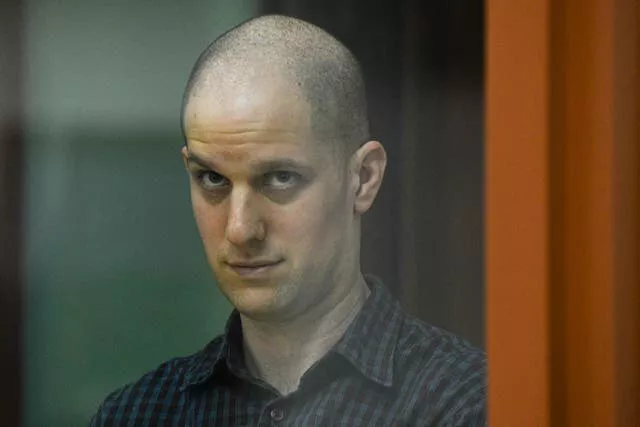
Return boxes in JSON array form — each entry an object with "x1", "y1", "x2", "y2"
[{"x1": 225, "y1": 260, "x2": 284, "y2": 277}]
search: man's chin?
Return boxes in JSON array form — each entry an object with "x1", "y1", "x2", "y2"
[{"x1": 219, "y1": 282, "x2": 286, "y2": 318}]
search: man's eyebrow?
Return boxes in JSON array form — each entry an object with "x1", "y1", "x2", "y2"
[
  {"x1": 185, "y1": 154, "x2": 314, "y2": 175},
  {"x1": 185, "y1": 153, "x2": 215, "y2": 169},
  {"x1": 251, "y1": 159, "x2": 313, "y2": 174}
]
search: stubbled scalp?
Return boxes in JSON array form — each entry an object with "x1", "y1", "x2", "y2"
[{"x1": 182, "y1": 15, "x2": 370, "y2": 159}]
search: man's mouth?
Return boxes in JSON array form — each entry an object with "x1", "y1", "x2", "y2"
[{"x1": 225, "y1": 260, "x2": 284, "y2": 277}]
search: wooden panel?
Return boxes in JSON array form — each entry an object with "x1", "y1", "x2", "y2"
[
  {"x1": 551, "y1": 0, "x2": 639, "y2": 424},
  {"x1": 399, "y1": 0, "x2": 484, "y2": 348},
  {"x1": 553, "y1": 0, "x2": 617, "y2": 423},
  {"x1": 612, "y1": 1, "x2": 639, "y2": 422},
  {"x1": 487, "y1": 0, "x2": 639, "y2": 425},
  {"x1": 485, "y1": 0, "x2": 551, "y2": 425}
]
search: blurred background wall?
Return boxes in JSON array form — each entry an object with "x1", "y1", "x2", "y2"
[{"x1": 0, "y1": 0, "x2": 483, "y2": 425}]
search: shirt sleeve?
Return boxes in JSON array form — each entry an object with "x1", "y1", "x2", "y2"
[
  {"x1": 431, "y1": 354, "x2": 487, "y2": 427},
  {"x1": 449, "y1": 399, "x2": 487, "y2": 427}
]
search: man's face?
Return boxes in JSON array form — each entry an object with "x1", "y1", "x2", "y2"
[{"x1": 182, "y1": 74, "x2": 358, "y2": 321}]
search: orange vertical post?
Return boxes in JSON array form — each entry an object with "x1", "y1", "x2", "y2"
[
  {"x1": 486, "y1": 0, "x2": 639, "y2": 425},
  {"x1": 486, "y1": 0, "x2": 551, "y2": 425}
]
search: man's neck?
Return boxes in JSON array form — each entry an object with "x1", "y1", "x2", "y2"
[{"x1": 239, "y1": 274, "x2": 370, "y2": 396}]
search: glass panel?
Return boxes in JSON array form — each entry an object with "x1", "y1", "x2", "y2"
[{"x1": 22, "y1": 1, "x2": 258, "y2": 425}]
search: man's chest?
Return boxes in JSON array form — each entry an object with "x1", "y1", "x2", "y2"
[{"x1": 172, "y1": 377, "x2": 431, "y2": 427}]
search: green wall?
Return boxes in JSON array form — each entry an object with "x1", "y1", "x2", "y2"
[{"x1": 23, "y1": 1, "x2": 258, "y2": 425}]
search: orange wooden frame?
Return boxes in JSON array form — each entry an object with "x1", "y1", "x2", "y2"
[{"x1": 486, "y1": 0, "x2": 639, "y2": 425}]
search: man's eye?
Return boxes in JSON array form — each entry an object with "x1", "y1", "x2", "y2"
[
  {"x1": 265, "y1": 171, "x2": 299, "y2": 189},
  {"x1": 197, "y1": 171, "x2": 228, "y2": 190}
]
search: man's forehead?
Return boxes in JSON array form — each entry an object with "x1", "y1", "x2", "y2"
[
  {"x1": 187, "y1": 126, "x2": 300, "y2": 143},
  {"x1": 185, "y1": 130, "x2": 329, "y2": 164},
  {"x1": 184, "y1": 119, "x2": 334, "y2": 175},
  {"x1": 184, "y1": 73, "x2": 311, "y2": 134}
]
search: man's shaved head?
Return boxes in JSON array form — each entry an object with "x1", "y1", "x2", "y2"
[
  {"x1": 182, "y1": 15, "x2": 370, "y2": 158},
  {"x1": 180, "y1": 14, "x2": 388, "y2": 326}
]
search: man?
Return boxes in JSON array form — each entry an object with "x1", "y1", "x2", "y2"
[{"x1": 90, "y1": 14, "x2": 486, "y2": 426}]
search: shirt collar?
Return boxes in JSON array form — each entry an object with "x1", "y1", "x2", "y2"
[
  {"x1": 179, "y1": 312, "x2": 241, "y2": 391},
  {"x1": 180, "y1": 274, "x2": 403, "y2": 391},
  {"x1": 330, "y1": 274, "x2": 403, "y2": 387}
]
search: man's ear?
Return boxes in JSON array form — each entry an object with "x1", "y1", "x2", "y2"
[
  {"x1": 352, "y1": 140, "x2": 387, "y2": 215},
  {"x1": 181, "y1": 146, "x2": 189, "y2": 169}
]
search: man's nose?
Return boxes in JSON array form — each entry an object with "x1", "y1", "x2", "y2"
[{"x1": 225, "y1": 188, "x2": 265, "y2": 247}]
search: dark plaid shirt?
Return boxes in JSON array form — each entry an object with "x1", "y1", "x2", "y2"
[{"x1": 90, "y1": 276, "x2": 487, "y2": 426}]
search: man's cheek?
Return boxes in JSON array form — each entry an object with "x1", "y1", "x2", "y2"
[
  {"x1": 192, "y1": 205, "x2": 209, "y2": 236},
  {"x1": 193, "y1": 205, "x2": 224, "y2": 242}
]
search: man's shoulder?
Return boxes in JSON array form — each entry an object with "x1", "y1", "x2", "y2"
[
  {"x1": 398, "y1": 313, "x2": 486, "y2": 366},
  {"x1": 393, "y1": 313, "x2": 487, "y2": 424},
  {"x1": 89, "y1": 335, "x2": 225, "y2": 426}
]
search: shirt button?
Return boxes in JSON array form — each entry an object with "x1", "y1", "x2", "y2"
[{"x1": 269, "y1": 407, "x2": 285, "y2": 422}]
